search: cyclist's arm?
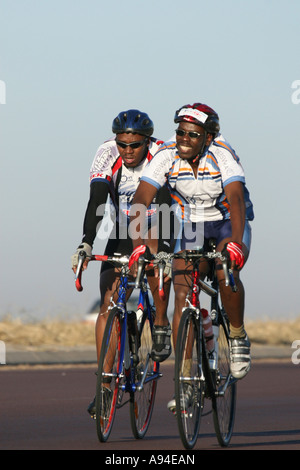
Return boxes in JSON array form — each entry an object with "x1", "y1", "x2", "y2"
[
  {"x1": 130, "y1": 180, "x2": 158, "y2": 249},
  {"x1": 155, "y1": 183, "x2": 174, "y2": 253},
  {"x1": 82, "y1": 181, "x2": 110, "y2": 246},
  {"x1": 224, "y1": 181, "x2": 246, "y2": 245}
]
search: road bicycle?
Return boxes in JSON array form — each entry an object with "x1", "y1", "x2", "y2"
[
  {"x1": 166, "y1": 240, "x2": 237, "y2": 449},
  {"x1": 75, "y1": 251, "x2": 165, "y2": 442}
]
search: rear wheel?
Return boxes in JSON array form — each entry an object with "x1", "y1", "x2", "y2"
[
  {"x1": 175, "y1": 308, "x2": 203, "y2": 449},
  {"x1": 96, "y1": 307, "x2": 123, "y2": 442},
  {"x1": 130, "y1": 308, "x2": 158, "y2": 439}
]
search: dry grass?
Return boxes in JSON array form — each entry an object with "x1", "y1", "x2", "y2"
[
  {"x1": 0, "y1": 317, "x2": 299, "y2": 349},
  {"x1": 0, "y1": 319, "x2": 95, "y2": 348},
  {"x1": 246, "y1": 319, "x2": 300, "y2": 346}
]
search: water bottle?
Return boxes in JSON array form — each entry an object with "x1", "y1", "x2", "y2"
[{"x1": 201, "y1": 308, "x2": 214, "y2": 352}]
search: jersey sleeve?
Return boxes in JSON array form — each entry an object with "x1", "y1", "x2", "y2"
[
  {"x1": 141, "y1": 143, "x2": 174, "y2": 189},
  {"x1": 82, "y1": 181, "x2": 109, "y2": 247},
  {"x1": 89, "y1": 140, "x2": 117, "y2": 185},
  {"x1": 81, "y1": 140, "x2": 117, "y2": 246},
  {"x1": 211, "y1": 139, "x2": 245, "y2": 187}
]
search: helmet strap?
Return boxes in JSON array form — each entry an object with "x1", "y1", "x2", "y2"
[{"x1": 191, "y1": 131, "x2": 208, "y2": 163}]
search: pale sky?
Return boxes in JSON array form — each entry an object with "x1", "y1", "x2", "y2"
[{"x1": 0, "y1": 0, "x2": 299, "y2": 321}]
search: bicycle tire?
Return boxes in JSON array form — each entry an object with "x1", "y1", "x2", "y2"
[
  {"x1": 130, "y1": 308, "x2": 157, "y2": 439},
  {"x1": 95, "y1": 307, "x2": 123, "y2": 442},
  {"x1": 212, "y1": 310, "x2": 236, "y2": 446},
  {"x1": 174, "y1": 308, "x2": 203, "y2": 450}
]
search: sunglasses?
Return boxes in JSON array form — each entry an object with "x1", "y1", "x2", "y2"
[
  {"x1": 116, "y1": 139, "x2": 146, "y2": 149},
  {"x1": 175, "y1": 129, "x2": 205, "y2": 139}
]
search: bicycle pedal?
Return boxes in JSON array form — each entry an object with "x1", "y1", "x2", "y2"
[{"x1": 168, "y1": 406, "x2": 177, "y2": 416}]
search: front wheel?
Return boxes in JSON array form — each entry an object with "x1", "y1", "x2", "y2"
[
  {"x1": 95, "y1": 307, "x2": 123, "y2": 442},
  {"x1": 174, "y1": 308, "x2": 203, "y2": 450},
  {"x1": 212, "y1": 311, "x2": 236, "y2": 446},
  {"x1": 130, "y1": 308, "x2": 158, "y2": 439}
]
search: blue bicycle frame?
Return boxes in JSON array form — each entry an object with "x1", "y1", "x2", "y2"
[{"x1": 115, "y1": 271, "x2": 158, "y2": 394}]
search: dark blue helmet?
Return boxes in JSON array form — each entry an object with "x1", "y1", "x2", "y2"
[{"x1": 112, "y1": 109, "x2": 154, "y2": 136}]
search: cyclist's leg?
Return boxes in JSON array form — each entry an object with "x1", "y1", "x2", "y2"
[
  {"x1": 147, "y1": 269, "x2": 171, "y2": 327},
  {"x1": 144, "y1": 233, "x2": 171, "y2": 326},
  {"x1": 172, "y1": 258, "x2": 192, "y2": 349},
  {"x1": 216, "y1": 232, "x2": 251, "y2": 379},
  {"x1": 96, "y1": 235, "x2": 133, "y2": 362},
  {"x1": 172, "y1": 221, "x2": 209, "y2": 349},
  {"x1": 88, "y1": 266, "x2": 134, "y2": 415},
  {"x1": 88, "y1": 267, "x2": 126, "y2": 417},
  {"x1": 216, "y1": 235, "x2": 249, "y2": 328},
  {"x1": 147, "y1": 269, "x2": 172, "y2": 362},
  {"x1": 143, "y1": 233, "x2": 173, "y2": 361},
  {"x1": 206, "y1": 219, "x2": 250, "y2": 332},
  {"x1": 172, "y1": 258, "x2": 209, "y2": 349},
  {"x1": 96, "y1": 267, "x2": 123, "y2": 362},
  {"x1": 167, "y1": 258, "x2": 208, "y2": 412}
]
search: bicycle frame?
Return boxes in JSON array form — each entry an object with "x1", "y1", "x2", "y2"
[
  {"x1": 75, "y1": 251, "x2": 160, "y2": 394},
  {"x1": 117, "y1": 268, "x2": 159, "y2": 394}
]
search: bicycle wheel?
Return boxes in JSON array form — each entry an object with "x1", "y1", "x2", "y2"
[
  {"x1": 212, "y1": 310, "x2": 236, "y2": 446},
  {"x1": 175, "y1": 308, "x2": 203, "y2": 450},
  {"x1": 130, "y1": 308, "x2": 158, "y2": 439},
  {"x1": 96, "y1": 307, "x2": 123, "y2": 442}
]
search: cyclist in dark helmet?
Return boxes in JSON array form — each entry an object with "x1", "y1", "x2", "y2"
[
  {"x1": 129, "y1": 103, "x2": 254, "y2": 402},
  {"x1": 112, "y1": 109, "x2": 154, "y2": 136},
  {"x1": 72, "y1": 109, "x2": 173, "y2": 416}
]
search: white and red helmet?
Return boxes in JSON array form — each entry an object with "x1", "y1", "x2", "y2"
[{"x1": 174, "y1": 103, "x2": 220, "y2": 137}]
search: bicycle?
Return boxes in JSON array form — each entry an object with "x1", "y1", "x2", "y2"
[
  {"x1": 75, "y1": 250, "x2": 165, "y2": 442},
  {"x1": 165, "y1": 240, "x2": 237, "y2": 449}
]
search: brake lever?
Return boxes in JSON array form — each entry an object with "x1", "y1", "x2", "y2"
[
  {"x1": 75, "y1": 250, "x2": 86, "y2": 292},
  {"x1": 135, "y1": 256, "x2": 145, "y2": 288},
  {"x1": 221, "y1": 255, "x2": 238, "y2": 292},
  {"x1": 228, "y1": 268, "x2": 238, "y2": 292}
]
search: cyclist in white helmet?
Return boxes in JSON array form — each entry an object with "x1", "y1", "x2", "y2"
[
  {"x1": 129, "y1": 103, "x2": 254, "y2": 395},
  {"x1": 72, "y1": 109, "x2": 173, "y2": 416}
]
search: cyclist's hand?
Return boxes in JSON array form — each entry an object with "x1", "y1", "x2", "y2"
[
  {"x1": 222, "y1": 242, "x2": 245, "y2": 270},
  {"x1": 154, "y1": 252, "x2": 172, "y2": 282},
  {"x1": 71, "y1": 243, "x2": 92, "y2": 273},
  {"x1": 128, "y1": 245, "x2": 151, "y2": 276}
]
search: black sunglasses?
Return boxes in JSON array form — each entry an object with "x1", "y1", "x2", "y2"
[
  {"x1": 116, "y1": 139, "x2": 146, "y2": 149},
  {"x1": 176, "y1": 129, "x2": 205, "y2": 139}
]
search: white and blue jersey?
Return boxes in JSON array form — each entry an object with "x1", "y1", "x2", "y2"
[{"x1": 141, "y1": 134, "x2": 254, "y2": 223}]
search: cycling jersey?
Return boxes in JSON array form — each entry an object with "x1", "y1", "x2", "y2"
[
  {"x1": 141, "y1": 134, "x2": 254, "y2": 223},
  {"x1": 82, "y1": 136, "x2": 172, "y2": 249},
  {"x1": 90, "y1": 137, "x2": 164, "y2": 220}
]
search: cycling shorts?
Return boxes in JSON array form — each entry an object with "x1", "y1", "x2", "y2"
[{"x1": 174, "y1": 219, "x2": 252, "y2": 253}]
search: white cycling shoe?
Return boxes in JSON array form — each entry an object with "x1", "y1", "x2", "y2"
[{"x1": 229, "y1": 335, "x2": 251, "y2": 379}]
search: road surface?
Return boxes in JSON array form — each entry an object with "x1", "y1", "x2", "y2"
[{"x1": 0, "y1": 360, "x2": 299, "y2": 451}]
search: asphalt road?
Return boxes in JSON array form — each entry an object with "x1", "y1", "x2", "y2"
[{"x1": 0, "y1": 360, "x2": 299, "y2": 451}]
